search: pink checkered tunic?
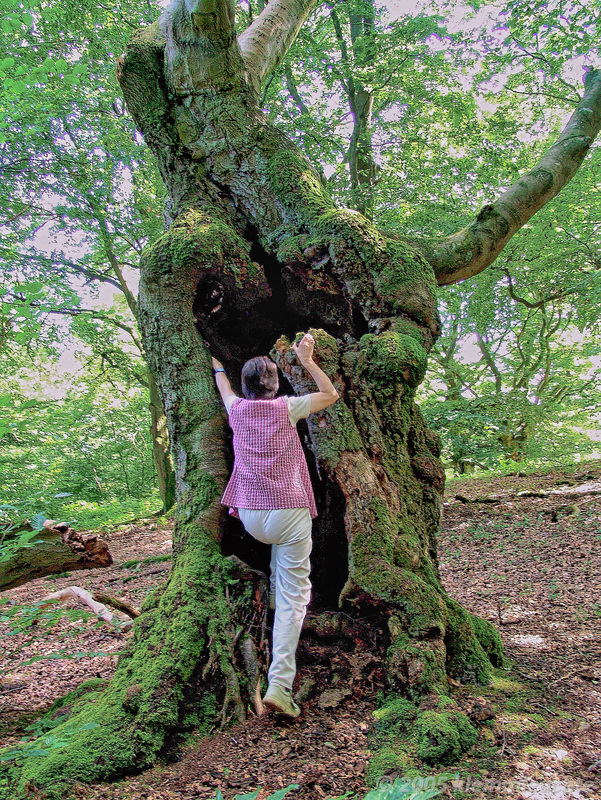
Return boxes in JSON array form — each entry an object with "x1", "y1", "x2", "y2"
[{"x1": 221, "y1": 396, "x2": 317, "y2": 518}]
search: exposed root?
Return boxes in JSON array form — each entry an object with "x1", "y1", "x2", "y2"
[
  {"x1": 220, "y1": 659, "x2": 245, "y2": 725},
  {"x1": 240, "y1": 633, "x2": 262, "y2": 704}
]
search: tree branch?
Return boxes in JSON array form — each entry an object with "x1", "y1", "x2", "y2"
[
  {"x1": 238, "y1": 0, "x2": 319, "y2": 92},
  {"x1": 284, "y1": 64, "x2": 310, "y2": 116},
  {"x1": 494, "y1": 266, "x2": 569, "y2": 309},
  {"x1": 475, "y1": 332, "x2": 503, "y2": 396},
  {"x1": 0, "y1": 247, "x2": 123, "y2": 292},
  {"x1": 4, "y1": 296, "x2": 143, "y2": 351},
  {"x1": 426, "y1": 68, "x2": 601, "y2": 286}
]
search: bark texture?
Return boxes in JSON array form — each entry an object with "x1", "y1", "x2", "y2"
[{"x1": 11, "y1": 0, "x2": 601, "y2": 793}]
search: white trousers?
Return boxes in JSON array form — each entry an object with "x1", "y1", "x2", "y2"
[{"x1": 238, "y1": 508, "x2": 312, "y2": 691}]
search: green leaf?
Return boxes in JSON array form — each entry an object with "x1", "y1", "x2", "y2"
[
  {"x1": 264, "y1": 786, "x2": 299, "y2": 800},
  {"x1": 31, "y1": 512, "x2": 47, "y2": 531}
]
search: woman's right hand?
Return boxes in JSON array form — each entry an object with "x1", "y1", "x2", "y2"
[
  {"x1": 293, "y1": 333, "x2": 315, "y2": 364},
  {"x1": 211, "y1": 356, "x2": 224, "y2": 371}
]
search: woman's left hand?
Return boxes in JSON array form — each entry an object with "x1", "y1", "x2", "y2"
[{"x1": 211, "y1": 356, "x2": 224, "y2": 371}]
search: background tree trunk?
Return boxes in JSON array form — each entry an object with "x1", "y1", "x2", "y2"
[{"x1": 148, "y1": 371, "x2": 176, "y2": 511}]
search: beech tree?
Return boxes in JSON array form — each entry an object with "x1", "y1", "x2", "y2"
[{"x1": 10, "y1": 0, "x2": 601, "y2": 793}]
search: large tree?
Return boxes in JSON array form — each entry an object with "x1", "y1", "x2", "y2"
[{"x1": 10, "y1": 0, "x2": 601, "y2": 793}]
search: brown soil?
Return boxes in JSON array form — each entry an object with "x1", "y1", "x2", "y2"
[{"x1": 1, "y1": 465, "x2": 600, "y2": 800}]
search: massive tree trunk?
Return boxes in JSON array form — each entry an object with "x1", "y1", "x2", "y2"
[{"x1": 11, "y1": 0, "x2": 601, "y2": 793}]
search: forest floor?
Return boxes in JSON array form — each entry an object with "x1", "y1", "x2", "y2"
[{"x1": 1, "y1": 464, "x2": 600, "y2": 800}]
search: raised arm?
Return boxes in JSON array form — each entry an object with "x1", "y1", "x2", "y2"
[
  {"x1": 293, "y1": 333, "x2": 339, "y2": 413},
  {"x1": 212, "y1": 356, "x2": 237, "y2": 409}
]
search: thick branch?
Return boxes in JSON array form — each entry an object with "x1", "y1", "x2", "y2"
[
  {"x1": 238, "y1": 0, "x2": 319, "y2": 91},
  {"x1": 428, "y1": 69, "x2": 601, "y2": 285}
]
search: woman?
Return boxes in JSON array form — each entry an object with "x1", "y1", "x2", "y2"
[{"x1": 212, "y1": 333, "x2": 339, "y2": 717}]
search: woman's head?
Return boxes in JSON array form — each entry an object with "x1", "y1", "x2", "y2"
[{"x1": 241, "y1": 356, "x2": 279, "y2": 400}]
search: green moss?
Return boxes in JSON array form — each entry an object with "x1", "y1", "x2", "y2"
[
  {"x1": 34, "y1": 679, "x2": 108, "y2": 731},
  {"x1": 366, "y1": 746, "x2": 414, "y2": 787},
  {"x1": 390, "y1": 317, "x2": 429, "y2": 346},
  {"x1": 489, "y1": 675, "x2": 526, "y2": 695},
  {"x1": 310, "y1": 400, "x2": 363, "y2": 469},
  {"x1": 180, "y1": 692, "x2": 218, "y2": 734},
  {"x1": 382, "y1": 568, "x2": 444, "y2": 636},
  {"x1": 469, "y1": 613, "x2": 505, "y2": 668},
  {"x1": 266, "y1": 149, "x2": 333, "y2": 224},
  {"x1": 142, "y1": 208, "x2": 258, "y2": 290},
  {"x1": 386, "y1": 634, "x2": 448, "y2": 698},
  {"x1": 416, "y1": 704, "x2": 478, "y2": 765},
  {"x1": 393, "y1": 531, "x2": 422, "y2": 570},
  {"x1": 444, "y1": 600, "x2": 493, "y2": 686},
  {"x1": 373, "y1": 698, "x2": 418, "y2": 740},
  {"x1": 274, "y1": 231, "x2": 309, "y2": 263},
  {"x1": 359, "y1": 331, "x2": 428, "y2": 389},
  {"x1": 373, "y1": 239, "x2": 437, "y2": 318},
  {"x1": 10, "y1": 532, "x2": 251, "y2": 797}
]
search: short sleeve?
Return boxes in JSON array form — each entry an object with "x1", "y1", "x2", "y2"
[
  {"x1": 285, "y1": 395, "x2": 311, "y2": 426},
  {"x1": 225, "y1": 395, "x2": 240, "y2": 414}
]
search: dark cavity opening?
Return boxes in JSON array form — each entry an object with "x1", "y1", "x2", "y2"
[
  {"x1": 196, "y1": 235, "x2": 355, "y2": 608},
  {"x1": 192, "y1": 233, "x2": 368, "y2": 369}
]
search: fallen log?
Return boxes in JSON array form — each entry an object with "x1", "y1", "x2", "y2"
[{"x1": 0, "y1": 521, "x2": 113, "y2": 592}]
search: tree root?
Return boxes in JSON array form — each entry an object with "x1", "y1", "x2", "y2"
[{"x1": 220, "y1": 658, "x2": 245, "y2": 725}]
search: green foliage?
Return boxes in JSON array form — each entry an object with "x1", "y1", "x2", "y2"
[
  {"x1": 0, "y1": 599, "x2": 109, "y2": 673},
  {"x1": 213, "y1": 787, "x2": 298, "y2": 800},
  {"x1": 0, "y1": 601, "x2": 93, "y2": 637},
  {"x1": 0, "y1": 722, "x2": 100, "y2": 763},
  {"x1": 0, "y1": 510, "x2": 45, "y2": 565},
  {"x1": 209, "y1": 780, "x2": 451, "y2": 800},
  {"x1": 0, "y1": 352, "x2": 159, "y2": 527},
  {"x1": 419, "y1": 152, "x2": 601, "y2": 474},
  {"x1": 363, "y1": 776, "x2": 451, "y2": 800}
]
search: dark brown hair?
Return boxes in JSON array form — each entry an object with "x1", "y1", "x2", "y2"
[{"x1": 241, "y1": 356, "x2": 279, "y2": 400}]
